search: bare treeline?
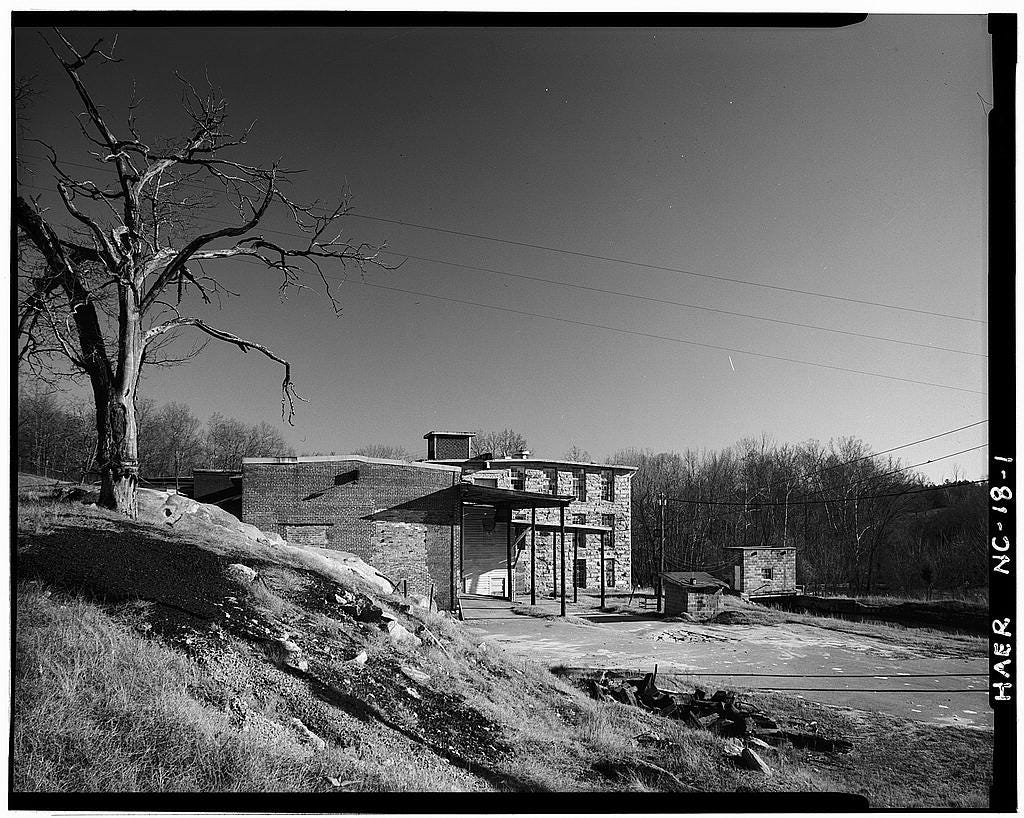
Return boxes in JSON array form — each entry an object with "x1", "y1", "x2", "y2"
[
  {"x1": 611, "y1": 435, "x2": 987, "y2": 598},
  {"x1": 18, "y1": 388, "x2": 292, "y2": 482}
]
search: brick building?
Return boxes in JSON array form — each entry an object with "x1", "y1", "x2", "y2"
[
  {"x1": 242, "y1": 455, "x2": 464, "y2": 609},
  {"x1": 240, "y1": 430, "x2": 636, "y2": 614},
  {"x1": 725, "y1": 545, "x2": 798, "y2": 596}
]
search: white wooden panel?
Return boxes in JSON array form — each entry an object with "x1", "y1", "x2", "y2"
[{"x1": 462, "y1": 507, "x2": 508, "y2": 597}]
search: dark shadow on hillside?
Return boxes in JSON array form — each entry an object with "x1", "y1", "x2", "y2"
[
  {"x1": 309, "y1": 676, "x2": 541, "y2": 792},
  {"x1": 16, "y1": 514, "x2": 245, "y2": 634}
]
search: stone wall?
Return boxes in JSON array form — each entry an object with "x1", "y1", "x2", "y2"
[
  {"x1": 664, "y1": 584, "x2": 721, "y2": 618},
  {"x1": 740, "y1": 548, "x2": 797, "y2": 595},
  {"x1": 475, "y1": 464, "x2": 632, "y2": 592}
]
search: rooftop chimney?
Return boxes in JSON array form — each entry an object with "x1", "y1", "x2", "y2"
[
  {"x1": 424, "y1": 430, "x2": 475, "y2": 461},
  {"x1": 513, "y1": 448, "x2": 531, "y2": 459}
]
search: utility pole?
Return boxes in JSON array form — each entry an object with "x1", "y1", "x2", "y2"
[
  {"x1": 560, "y1": 505, "x2": 567, "y2": 617},
  {"x1": 658, "y1": 492, "x2": 666, "y2": 612}
]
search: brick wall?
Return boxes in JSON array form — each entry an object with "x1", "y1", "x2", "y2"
[{"x1": 242, "y1": 458, "x2": 460, "y2": 610}]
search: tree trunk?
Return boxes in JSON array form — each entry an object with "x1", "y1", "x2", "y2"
[
  {"x1": 97, "y1": 389, "x2": 140, "y2": 518},
  {"x1": 96, "y1": 304, "x2": 143, "y2": 519}
]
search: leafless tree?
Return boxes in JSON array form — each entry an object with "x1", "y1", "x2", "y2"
[
  {"x1": 203, "y1": 413, "x2": 292, "y2": 471},
  {"x1": 137, "y1": 401, "x2": 204, "y2": 486},
  {"x1": 563, "y1": 444, "x2": 591, "y2": 462},
  {"x1": 473, "y1": 428, "x2": 528, "y2": 458},
  {"x1": 16, "y1": 31, "x2": 391, "y2": 517},
  {"x1": 352, "y1": 443, "x2": 412, "y2": 461}
]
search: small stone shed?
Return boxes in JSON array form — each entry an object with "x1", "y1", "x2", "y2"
[
  {"x1": 661, "y1": 571, "x2": 728, "y2": 618},
  {"x1": 725, "y1": 546, "x2": 798, "y2": 596}
]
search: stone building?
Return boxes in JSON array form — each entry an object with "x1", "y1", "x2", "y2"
[
  {"x1": 422, "y1": 431, "x2": 635, "y2": 602},
  {"x1": 725, "y1": 545, "x2": 798, "y2": 596},
  {"x1": 240, "y1": 430, "x2": 634, "y2": 614},
  {"x1": 660, "y1": 571, "x2": 728, "y2": 618}
]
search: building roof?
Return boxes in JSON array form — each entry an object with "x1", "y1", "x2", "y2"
[
  {"x1": 241, "y1": 455, "x2": 461, "y2": 472},
  {"x1": 423, "y1": 430, "x2": 476, "y2": 438},
  {"x1": 722, "y1": 545, "x2": 793, "y2": 551},
  {"x1": 477, "y1": 457, "x2": 638, "y2": 473},
  {"x1": 458, "y1": 483, "x2": 575, "y2": 509},
  {"x1": 660, "y1": 571, "x2": 729, "y2": 593}
]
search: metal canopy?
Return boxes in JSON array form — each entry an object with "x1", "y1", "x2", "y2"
[{"x1": 457, "y1": 482, "x2": 573, "y2": 509}]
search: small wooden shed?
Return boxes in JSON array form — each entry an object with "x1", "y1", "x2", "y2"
[{"x1": 661, "y1": 571, "x2": 728, "y2": 618}]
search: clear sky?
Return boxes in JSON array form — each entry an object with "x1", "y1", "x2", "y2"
[{"x1": 15, "y1": 17, "x2": 992, "y2": 481}]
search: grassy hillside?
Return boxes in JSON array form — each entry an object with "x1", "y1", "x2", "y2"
[{"x1": 12, "y1": 479, "x2": 992, "y2": 806}]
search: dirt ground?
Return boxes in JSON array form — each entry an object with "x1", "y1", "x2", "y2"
[{"x1": 461, "y1": 596, "x2": 990, "y2": 729}]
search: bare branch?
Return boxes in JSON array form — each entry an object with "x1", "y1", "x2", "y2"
[{"x1": 143, "y1": 317, "x2": 306, "y2": 423}]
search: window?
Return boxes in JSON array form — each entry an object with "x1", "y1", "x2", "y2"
[
  {"x1": 571, "y1": 513, "x2": 587, "y2": 526},
  {"x1": 572, "y1": 469, "x2": 587, "y2": 501},
  {"x1": 604, "y1": 557, "x2": 616, "y2": 587},
  {"x1": 762, "y1": 567, "x2": 774, "y2": 580},
  {"x1": 574, "y1": 558, "x2": 587, "y2": 588},
  {"x1": 601, "y1": 513, "x2": 615, "y2": 530},
  {"x1": 510, "y1": 467, "x2": 525, "y2": 491},
  {"x1": 545, "y1": 468, "x2": 558, "y2": 494},
  {"x1": 601, "y1": 470, "x2": 615, "y2": 502}
]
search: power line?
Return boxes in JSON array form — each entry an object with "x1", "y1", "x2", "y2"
[
  {"x1": 656, "y1": 420, "x2": 987, "y2": 518},
  {"x1": 797, "y1": 420, "x2": 989, "y2": 486},
  {"x1": 350, "y1": 279, "x2": 985, "y2": 396},
  {"x1": 17, "y1": 177, "x2": 986, "y2": 360},
  {"x1": 830, "y1": 445, "x2": 988, "y2": 493},
  {"x1": 665, "y1": 672, "x2": 984, "y2": 678},
  {"x1": 346, "y1": 213, "x2": 988, "y2": 325},
  {"x1": 17, "y1": 155, "x2": 987, "y2": 324},
  {"x1": 383, "y1": 249, "x2": 986, "y2": 359},
  {"x1": 16, "y1": 179, "x2": 988, "y2": 394},
  {"x1": 665, "y1": 474, "x2": 988, "y2": 507},
  {"x1": 751, "y1": 687, "x2": 985, "y2": 694}
]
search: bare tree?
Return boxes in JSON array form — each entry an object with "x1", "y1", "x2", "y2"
[
  {"x1": 473, "y1": 428, "x2": 528, "y2": 458},
  {"x1": 16, "y1": 31, "x2": 390, "y2": 517},
  {"x1": 563, "y1": 444, "x2": 591, "y2": 462},
  {"x1": 352, "y1": 443, "x2": 412, "y2": 461},
  {"x1": 204, "y1": 414, "x2": 292, "y2": 471},
  {"x1": 138, "y1": 401, "x2": 203, "y2": 486}
]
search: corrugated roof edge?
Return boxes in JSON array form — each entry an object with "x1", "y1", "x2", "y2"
[
  {"x1": 241, "y1": 455, "x2": 461, "y2": 472},
  {"x1": 483, "y1": 458, "x2": 638, "y2": 473}
]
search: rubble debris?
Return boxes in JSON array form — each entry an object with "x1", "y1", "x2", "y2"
[
  {"x1": 401, "y1": 666, "x2": 430, "y2": 685},
  {"x1": 579, "y1": 670, "x2": 852, "y2": 755},
  {"x1": 342, "y1": 596, "x2": 384, "y2": 623},
  {"x1": 290, "y1": 717, "x2": 327, "y2": 749},
  {"x1": 276, "y1": 638, "x2": 309, "y2": 672},
  {"x1": 740, "y1": 747, "x2": 772, "y2": 776},
  {"x1": 382, "y1": 618, "x2": 422, "y2": 647},
  {"x1": 225, "y1": 563, "x2": 258, "y2": 584},
  {"x1": 349, "y1": 650, "x2": 369, "y2": 667}
]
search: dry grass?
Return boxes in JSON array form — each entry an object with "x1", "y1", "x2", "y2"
[
  {"x1": 12, "y1": 496, "x2": 994, "y2": 803},
  {"x1": 13, "y1": 582, "x2": 358, "y2": 792}
]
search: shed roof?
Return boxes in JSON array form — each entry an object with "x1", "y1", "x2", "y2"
[{"x1": 661, "y1": 571, "x2": 729, "y2": 593}]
